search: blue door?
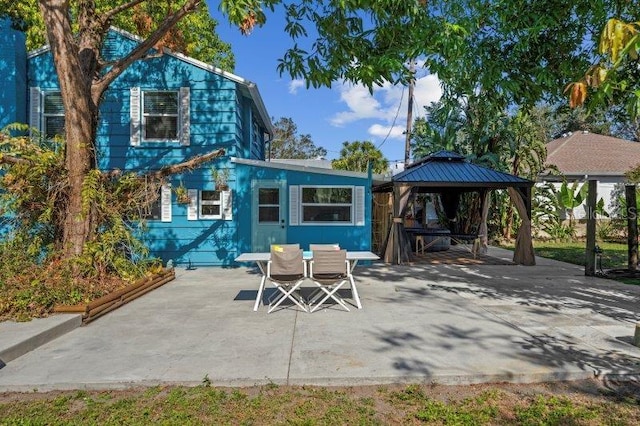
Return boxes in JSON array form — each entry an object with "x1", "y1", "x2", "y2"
[{"x1": 252, "y1": 180, "x2": 287, "y2": 252}]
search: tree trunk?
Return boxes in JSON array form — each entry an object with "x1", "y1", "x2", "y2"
[
  {"x1": 40, "y1": 0, "x2": 98, "y2": 258},
  {"x1": 38, "y1": 0, "x2": 201, "y2": 261}
]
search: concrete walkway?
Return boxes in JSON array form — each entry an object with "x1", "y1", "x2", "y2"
[{"x1": 1, "y1": 247, "x2": 640, "y2": 391}]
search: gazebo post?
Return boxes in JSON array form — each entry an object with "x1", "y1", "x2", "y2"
[{"x1": 383, "y1": 183, "x2": 413, "y2": 264}]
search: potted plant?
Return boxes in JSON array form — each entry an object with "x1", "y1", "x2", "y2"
[
  {"x1": 212, "y1": 168, "x2": 230, "y2": 191},
  {"x1": 174, "y1": 182, "x2": 190, "y2": 204}
]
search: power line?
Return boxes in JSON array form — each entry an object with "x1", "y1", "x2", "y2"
[{"x1": 377, "y1": 86, "x2": 405, "y2": 150}]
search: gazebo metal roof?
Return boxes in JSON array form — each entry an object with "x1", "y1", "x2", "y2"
[{"x1": 377, "y1": 150, "x2": 534, "y2": 190}]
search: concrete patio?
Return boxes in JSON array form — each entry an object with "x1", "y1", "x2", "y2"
[{"x1": 1, "y1": 246, "x2": 640, "y2": 392}]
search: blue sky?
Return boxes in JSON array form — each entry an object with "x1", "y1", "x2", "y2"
[{"x1": 207, "y1": 3, "x2": 443, "y2": 165}]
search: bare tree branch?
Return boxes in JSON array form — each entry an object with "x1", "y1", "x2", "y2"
[
  {"x1": 149, "y1": 148, "x2": 225, "y2": 180},
  {"x1": 103, "y1": 0, "x2": 148, "y2": 22},
  {"x1": 93, "y1": 0, "x2": 202, "y2": 96},
  {"x1": 0, "y1": 154, "x2": 32, "y2": 166}
]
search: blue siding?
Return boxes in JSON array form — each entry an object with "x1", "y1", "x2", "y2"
[
  {"x1": 0, "y1": 20, "x2": 27, "y2": 128},
  {"x1": 234, "y1": 162, "x2": 372, "y2": 262},
  {"x1": 9, "y1": 28, "x2": 370, "y2": 268}
]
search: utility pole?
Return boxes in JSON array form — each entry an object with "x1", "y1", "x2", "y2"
[{"x1": 404, "y1": 61, "x2": 416, "y2": 167}]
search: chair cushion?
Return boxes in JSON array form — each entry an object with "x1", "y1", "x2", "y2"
[
  {"x1": 313, "y1": 273, "x2": 346, "y2": 280},
  {"x1": 270, "y1": 274, "x2": 305, "y2": 283}
]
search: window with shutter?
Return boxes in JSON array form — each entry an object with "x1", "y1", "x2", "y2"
[
  {"x1": 29, "y1": 87, "x2": 42, "y2": 137},
  {"x1": 355, "y1": 186, "x2": 365, "y2": 226},
  {"x1": 130, "y1": 87, "x2": 190, "y2": 145},
  {"x1": 289, "y1": 185, "x2": 299, "y2": 226},
  {"x1": 143, "y1": 91, "x2": 179, "y2": 140},
  {"x1": 200, "y1": 190, "x2": 222, "y2": 219},
  {"x1": 299, "y1": 186, "x2": 354, "y2": 225},
  {"x1": 42, "y1": 92, "x2": 65, "y2": 139},
  {"x1": 142, "y1": 190, "x2": 162, "y2": 220}
]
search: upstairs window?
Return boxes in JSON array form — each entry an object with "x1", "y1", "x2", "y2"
[
  {"x1": 143, "y1": 91, "x2": 178, "y2": 140},
  {"x1": 130, "y1": 87, "x2": 190, "y2": 146},
  {"x1": 43, "y1": 92, "x2": 65, "y2": 139}
]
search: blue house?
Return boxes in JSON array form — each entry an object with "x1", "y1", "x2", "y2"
[{"x1": 0, "y1": 22, "x2": 373, "y2": 266}]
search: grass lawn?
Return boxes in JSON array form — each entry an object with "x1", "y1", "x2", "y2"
[
  {"x1": 2, "y1": 380, "x2": 640, "y2": 425},
  {"x1": 503, "y1": 240, "x2": 640, "y2": 286}
]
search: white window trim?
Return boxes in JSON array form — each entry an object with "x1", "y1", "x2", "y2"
[
  {"x1": 142, "y1": 90, "x2": 179, "y2": 142},
  {"x1": 299, "y1": 185, "x2": 355, "y2": 226},
  {"x1": 42, "y1": 91, "x2": 65, "y2": 139},
  {"x1": 199, "y1": 189, "x2": 223, "y2": 220},
  {"x1": 130, "y1": 87, "x2": 190, "y2": 146}
]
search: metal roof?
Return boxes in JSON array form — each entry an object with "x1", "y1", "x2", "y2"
[{"x1": 387, "y1": 150, "x2": 533, "y2": 189}]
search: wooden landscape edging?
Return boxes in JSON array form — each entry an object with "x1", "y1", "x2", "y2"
[{"x1": 54, "y1": 268, "x2": 175, "y2": 324}]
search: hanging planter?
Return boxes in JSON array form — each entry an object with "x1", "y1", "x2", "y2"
[
  {"x1": 212, "y1": 168, "x2": 230, "y2": 191},
  {"x1": 174, "y1": 182, "x2": 190, "y2": 204}
]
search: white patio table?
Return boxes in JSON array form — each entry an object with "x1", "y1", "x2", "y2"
[{"x1": 235, "y1": 251, "x2": 379, "y2": 311}]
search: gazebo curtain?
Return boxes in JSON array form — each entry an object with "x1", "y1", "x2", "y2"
[
  {"x1": 478, "y1": 190, "x2": 490, "y2": 255},
  {"x1": 508, "y1": 187, "x2": 536, "y2": 266},
  {"x1": 382, "y1": 183, "x2": 413, "y2": 264}
]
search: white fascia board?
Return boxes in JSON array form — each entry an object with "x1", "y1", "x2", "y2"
[
  {"x1": 538, "y1": 172, "x2": 625, "y2": 182},
  {"x1": 232, "y1": 157, "x2": 387, "y2": 181}
]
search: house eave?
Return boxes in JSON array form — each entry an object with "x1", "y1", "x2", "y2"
[{"x1": 538, "y1": 172, "x2": 625, "y2": 181}]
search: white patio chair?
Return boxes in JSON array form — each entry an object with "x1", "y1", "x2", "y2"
[
  {"x1": 308, "y1": 249, "x2": 353, "y2": 313},
  {"x1": 266, "y1": 244, "x2": 307, "y2": 313}
]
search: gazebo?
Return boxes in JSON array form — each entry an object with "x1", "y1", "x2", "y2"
[{"x1": 374, "y1": 151, "x2": 536, "y2": 266}]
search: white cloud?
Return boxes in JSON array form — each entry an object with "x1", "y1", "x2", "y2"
[
  {"x1": 330, "y1": 84, "x2": 385, "y2": 126},
  {"x1": 368, "y1": 123, "x2": 405, "y2": 140},
  {"x1": 414, "y1": 74, "x2": 443, "y2": 111},
  {"x1": 288, "y1": 79, "x2": 305, "y2": 95},
  {"x1": 330, "y1": 74, "x2": 443, "y2": 139}
]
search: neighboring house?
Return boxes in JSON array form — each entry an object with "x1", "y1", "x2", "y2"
[
  {"x1": 0, "y1": 21, "x2": 373, "y2": 266},
  {"x1": 542, "y1": 131, "x2": 640, "y2": 219}
]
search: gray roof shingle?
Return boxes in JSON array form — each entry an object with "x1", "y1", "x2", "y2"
[{"x1": 545, "y1": 132, "x2": 640, "y2": 176}]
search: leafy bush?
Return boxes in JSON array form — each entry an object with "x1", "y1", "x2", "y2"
[{"x1": 0, "y1": 125, "x2": 162, "y2": 320}]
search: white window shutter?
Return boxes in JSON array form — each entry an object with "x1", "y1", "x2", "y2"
[
  {"x1": 161, "y1": 184, "x2": 172, "y2": 222},
  {"x1": 130, "y1": 87, "x2": 141, "y2": 146},
  {"x1": 355, "y1": 186, "x2": 365, "y2": 226},
  {"x1": 222, "y1": 190, "x2": 232, "y2": 220},
  {"x1": 29, "y1": 87, "x2": 41, "y2": 137},
  {"x1": 187, "y1": 189, "x2": 198, "y2": 221},
  {"x1": 179, "y1": 87, "x2": 190, "y2": 146},
  {"x1": 289, "y1": 185, "x2": 299, "y2": 226}
]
